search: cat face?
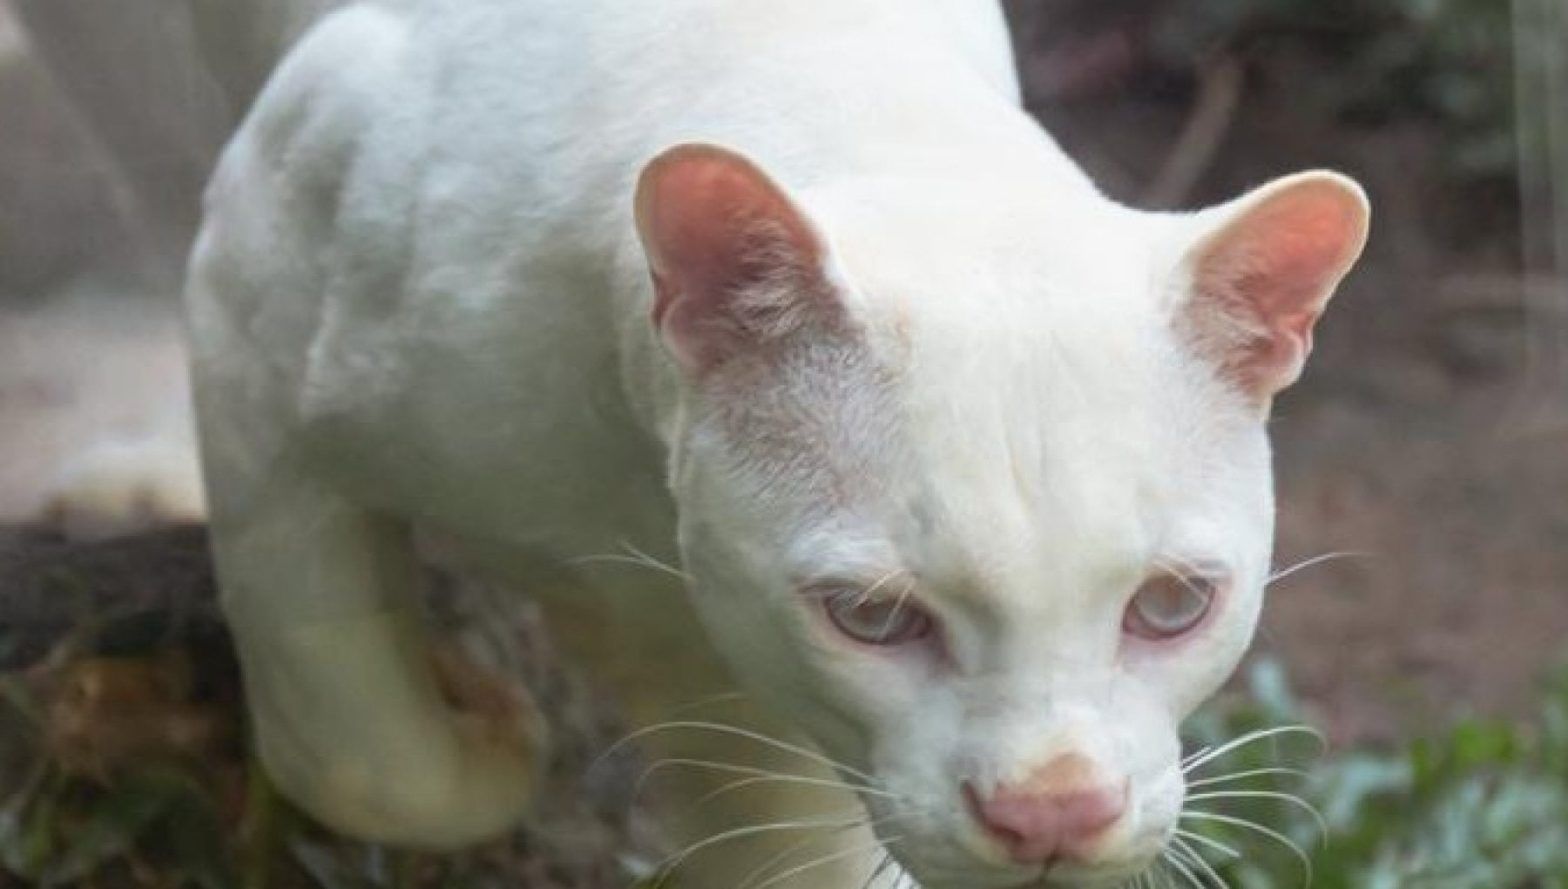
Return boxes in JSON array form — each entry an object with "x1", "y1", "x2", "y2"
[{"x1": 635, "y1": 144, "x2": 1367, "y2": 887}]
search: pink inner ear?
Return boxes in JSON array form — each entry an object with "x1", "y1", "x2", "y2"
[
  {"x1": 1189, "y1": 177, "x2": 1368, "y2": 399},
  {"x1": 1226, "y1": 191, "x2": 1363, "y2": 305},
  {"x1": 634, "y1": 144, "x2": 830, "y2": 374}
]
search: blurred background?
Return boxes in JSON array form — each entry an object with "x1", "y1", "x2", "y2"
[{"x1": 0, "y1": 0, "x2": 1565, "y2": 886}]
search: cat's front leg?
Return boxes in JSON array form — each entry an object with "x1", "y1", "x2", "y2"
[
  {"x1": 524, "y1": 571, "x2": 899, "y2": 888},
  {"x1": 210, "y1": 478, "x2": 545, "y2": 848}
]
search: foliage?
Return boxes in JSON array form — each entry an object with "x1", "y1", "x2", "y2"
[
  {"x1": 0, "y1": 669, "x2": 240, "y2": 889},
  {"x1": 1181, "y1": 658, "x2": 1568, "y2": 888},
  {"x1": 1149, "y1": 0, "x2": 1517, "y2": 179}
]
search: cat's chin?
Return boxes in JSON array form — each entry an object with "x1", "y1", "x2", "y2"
[
  {"x1": 932, "y1": 861, "x2": 1152, "y2": 889},
  {"x1": 1035, "y1": 874, "x2": 1146, "y2": 889},
  {"x1": 1031, "y1": 860, "x2": 1159, "y2": 889}
]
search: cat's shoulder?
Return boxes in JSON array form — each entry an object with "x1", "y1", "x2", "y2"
[{"x1": 214, "y1": 4, "x2": 411, "y2": 193}]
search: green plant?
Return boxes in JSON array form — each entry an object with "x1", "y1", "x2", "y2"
[
  {"x1": 1150, "y1": 0, "x2": 1517, "y2": 179},
  {"x1": 1178, "y1": 659, "x2": 1568, "y2": 888},
  {"x1": 0, "y1": 672, "x2": 237, "y2": 889}
]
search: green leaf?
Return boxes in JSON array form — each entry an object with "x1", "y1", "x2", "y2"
[{"x1": 43, "y1": 774, "x2": 176, "y2": 882}]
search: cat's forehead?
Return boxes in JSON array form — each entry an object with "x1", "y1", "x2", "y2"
[
  {"x1": 839, "y1": 382, "x2": 1259, "y2": 624},
  {"x1": 884, "y1": 351, "x2": 1173, "y2": 593},
  {"x1": 706, "y1": 179, "x2": 1265, "y2": 592},
  {"x1": 807, "y1": 176, "x2": 1156, "y2": 319},
  {"x1": 839, "y1": 300, "x2": 1244, "y2": 602}
]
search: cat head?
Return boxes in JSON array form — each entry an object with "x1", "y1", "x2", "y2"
[{"x1": 634, "y1": 143, "x2": 1368, "y2": 887}]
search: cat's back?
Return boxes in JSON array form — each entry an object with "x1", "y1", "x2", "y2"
[
  {"x1": 184, "y1": 0, "x2": 1057, "y2": 550},
  {"x1": 187, "y1": 0, "x2": 1030, "y2": 468},
  {"x1": 190, "y1": 0, "x2": 1025, "y2": 379}
]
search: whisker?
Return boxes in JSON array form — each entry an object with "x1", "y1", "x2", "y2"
[
  {"x1": 1184, "y1": 789, "x2": 1328, "y2": 837},
  {"x1": 1180, "y1": 810, "x2": 1313, "y2": 886},
  {"x1": 1161, "y1": 848, "x2": 1207, "y2": 889},
  {"x1": 842, "y1": 569, "x2": 918, "y2": 643},
  {"x1": 874, "y1": 578, "x2": 919, "y2": 641},
  {"x1": 602, "y1": 719, "x2": 881, "y2": 786},
  {"x1": 734, "y1": 810, "x2": 905, "y2": 889},
  {"x1": 1173, "y1": 827, "x2": 1241, "y2": 861},
  {"x1": 734, "y1": 820, "x2": 880, "y2": 889},
  {"x1": 620, "y1": 541, "x2": 692, "y2": 578},
  {"x1": 1182, "y1": 725, "x2": 1324, "y2": 775},
  {"x1": 655, "y1": 813, "x2": 867, "y2": 880},
  {"x1": 1152, "y1": 858, "x2": 1178, "y2": 889},
  {"x1": 1185, "y1": 766, "x2": 1310, "y2": 790},
  {"x1": 567, "y1": 552, "x2": 686, "y2": 578},
  {"x1": 1182, "y1": 745, "x2": 1214, "y2": 768},
  {"x1": 568, "y1": 541, "x2": 691, "y2": 580},
  {"x1": 1171, "y1": 835, "x2": 1231, "y2": 889},
  {"x1": 1267, "y1": 550, "x2": 1368, "y2": 587},
  {"x1": 1155, "y1": 553, "x2": 1203, "y2": 577},
  {"x1": 636, "y1": 756, "x2": 888, "y2": 798},
  {"x1": 853, "y1": 569, "x2": 910, "y2": 606},
  {"x1": 689, "y1": 770, "x2": 908, "y2": 806},
  {"x1": 858, "y1": 851, "x2": 897, "y2": 889},
  {"x1": 1166, "y1": 847, "x2": 1210, "y2": 888},
  {"x1": 736, "y1": 833, "x2": 825, "y2": 889},
  {"x1": 1154, "y1": 556, "x2": 1221, "y2": 599},
  {"x1": 750, "y1": 836, "x2": 900, "y2": 889}
]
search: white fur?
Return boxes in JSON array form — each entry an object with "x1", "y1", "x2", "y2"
[{"x1": 186, "y1": 2, "x2": 1367, "y2": 886}]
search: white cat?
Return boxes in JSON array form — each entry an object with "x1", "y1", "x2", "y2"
[{"x1": 185, "y1": 2, "x2": 1369, "y2": 887}]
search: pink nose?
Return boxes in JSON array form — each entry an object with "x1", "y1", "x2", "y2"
[{"x1": 965, "y1": 759, "x2": 1127, "y2": 864}]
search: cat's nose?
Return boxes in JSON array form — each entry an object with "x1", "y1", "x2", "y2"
[{"x1": 964, "y1": 754, "x2": 1128, "y2": 864}]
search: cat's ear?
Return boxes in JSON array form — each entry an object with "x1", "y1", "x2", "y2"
[
  {"x1": 634, "y1": 143, "x2": 844, "y2": 376},
  {"x1": 1175, "y1": 172, "x2": 1370, "y2": 403}
]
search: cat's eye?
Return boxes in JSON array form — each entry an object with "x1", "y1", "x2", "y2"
[
  {"x1": 1123, "y1": 572, "x2": 1220, "y2": 641},
  {"x1": 819, "y1": 587, "x2": 934, "y2": 646}
]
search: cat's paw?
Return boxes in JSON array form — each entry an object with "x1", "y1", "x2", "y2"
[
  {"x1": 40, "y1": 435, "x2": 206, "y2": 539},
  {"x1": 428, "y1": 643, "x2": 549, "y2": 757},
  {"x1": 255, "y1": 629, "x2": 548, "y2": 848}
]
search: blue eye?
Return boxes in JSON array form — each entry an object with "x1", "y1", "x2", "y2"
[
  {"x1": 820, "y1": 587, "x2": 934, "y2": 646},
  {"x1": 1123, "y1": 572, "x2": 1219, "y2": 640}
]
